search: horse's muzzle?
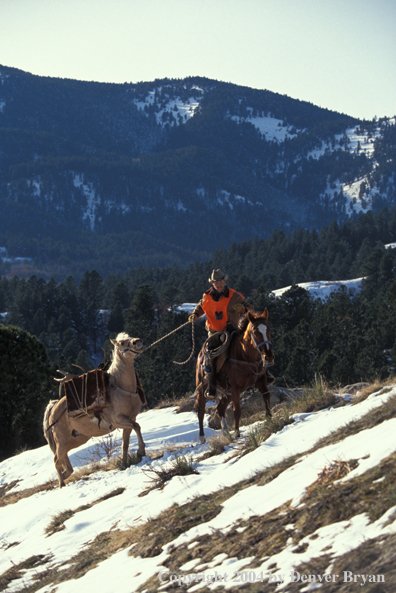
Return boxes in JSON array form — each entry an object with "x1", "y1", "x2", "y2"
[
  {"x1": 262, "y1": 350, "x2": 274, "y2": 366},
  {"x1": 122, "y1": 339, "x2": 144, "y2": 354}
]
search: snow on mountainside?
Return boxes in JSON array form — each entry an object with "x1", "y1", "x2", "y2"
[
  {"x1": 319, "y1": 118, "x2": 396, "y2": 215},
  {"x1": 1, "y1": 385, "x2": 396, "y2": 591},
  {"x1": 173, "y1": 277, "x2": 367, "y2": 313},
  {"x1": 271, "y1": 277, "x2": 365, "y2": 300},
  {"x1": 231, "y1": 111, "x2": 301, "y2": 142},
  {"x1": 0, "y1": 66, "x2": 395, "y2": 277},
  {"x1": 133, "y1": 86, "x2": 203, "y2": 128}
]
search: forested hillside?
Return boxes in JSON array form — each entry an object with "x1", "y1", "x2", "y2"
[
  {"x1": 0, "y1": 66, "x2": 395, "y2": 280},
  {"x1": 1, "y1": 205, "x2": 396, "y2": 459}
]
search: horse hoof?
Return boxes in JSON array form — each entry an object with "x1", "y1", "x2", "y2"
[{"x1": 199, "y1": 436, "x2": 206, "y2": 444}]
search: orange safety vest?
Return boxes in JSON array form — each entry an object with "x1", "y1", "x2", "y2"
[{"x1": 202, "y1": 288, "x2": 237, "y2": 332}]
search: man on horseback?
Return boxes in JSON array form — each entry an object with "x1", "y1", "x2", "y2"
[{"x1": 189, "y1": 269, "x2": 253, "y2": 397}]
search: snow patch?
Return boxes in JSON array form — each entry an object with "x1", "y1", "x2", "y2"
[
  {"x1": 231, "y1": 113, "x2": 302, "y2": 142},
  {"x1": 74, "y1": 173, "x2": 99, "y2": 231},
  {"x1": 272, "y1": 278, "x2": 365, "y2": 300},
  {"x1": 133, "y1": 88, "x2": 203, "y2": 129}
]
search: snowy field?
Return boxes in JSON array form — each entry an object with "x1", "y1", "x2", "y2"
[{"x1": 1, "y1": 383, "x2": 395, "y2": 592}]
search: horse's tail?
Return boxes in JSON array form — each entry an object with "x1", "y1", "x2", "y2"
[{"x1": 43, "y1": 400, "x2": 59, "y2": 453}]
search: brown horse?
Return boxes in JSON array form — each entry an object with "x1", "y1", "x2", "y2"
[
  {"x1": 43, "y1": 333, "x2": 146, "y2": 487},
  {"x1": 195, "y1": 309, "x2": 274, "y2": 442}
]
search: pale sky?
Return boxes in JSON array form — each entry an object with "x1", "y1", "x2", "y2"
[{"x1": 0, "y1": 0, "x2": 395, "y2": 120}]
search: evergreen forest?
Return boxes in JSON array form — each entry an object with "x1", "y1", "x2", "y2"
[
  {"x1": 1, "y1": 205, "x2": 396, "y2": 460},
  {"x1": 1, "y1": 66, "x2": 395, "y2": 280}
]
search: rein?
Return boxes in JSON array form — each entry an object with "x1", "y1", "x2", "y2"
[
  {"x1": 248, "y1": 324, "x2": 274, "y2": 368},
  {"x1": 227, "y1": 324, "x2": 271, "y2": 378},
  {"x1": 231, "y1": 347, "x2": 267, "y2": 378}
]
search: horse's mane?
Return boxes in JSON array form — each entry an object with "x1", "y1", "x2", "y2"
[
  {"x1": 109, "y1": 333, "x2": 131, "y2": 374},
  {"x1": 115, "y1": 332, "x2": 130, "y2": 343},
  {"x1": 237, "y1": 310, "x2": 265, "y2": 332}
]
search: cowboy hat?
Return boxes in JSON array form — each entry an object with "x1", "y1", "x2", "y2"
[{"x1": 208, "y1": 269, "x2": 228, "y2": 283}]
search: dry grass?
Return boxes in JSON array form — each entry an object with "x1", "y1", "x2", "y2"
[
  {"x1": 3, "y1": 439, "x2": 395, "y2": 592},
  {"x1": 1, "y1": 378, "x2": 395, "y2": 592},
  {"x1": 203, "y1": 433, "x2": 234, "y2": 459},
  {"x1": 137, "y1": 449, "x2": 396, "y2": 592},
  {"x1": 351, "y1": 375, "x2": 396, "y2": 405},
  {"x1": 0, "y1": 554, "x2": 53, "y2": 592},
  {"x1": 281, "y1": 534, "x2": 396, "y2": 593},
  {"x1": 139, "y1": 453, "x2": 199, "y2": 496},
  {"x1": 314, "y1": 392, "x2": 396, "y2": 451},
  {"x1": 45, "y1": 509, "x2": 75, "y2": 536},
  {"x1": 0, "y1": 480, "x2": 21, "y2": 498},
  {"x1": 155, "y1": 392, "x2": 195, "y2": 411},
  {"x1": 44, "y1": 487, "x2": 126, "y2": 536},
  {"x1": 237, "y1": 376, "x2": 338, "y2": 456},
  {"x1": 0, "y1": 479, "x2": 57, "y2": 508}
]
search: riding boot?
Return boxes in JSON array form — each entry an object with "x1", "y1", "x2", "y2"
[
  {"x1": 203, "y1": 352, "x2": 216, "y2": 398},
  {"x1": 207, "y1": 372, "x2": 217, "y2": 398}
]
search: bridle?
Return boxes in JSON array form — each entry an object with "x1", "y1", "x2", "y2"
[
  {"x1": 249, "y1": 322, "x2": 273, "y2": 364},
  {"x1": 120, "y1": 338, "x2": 143, "y2": 355}
]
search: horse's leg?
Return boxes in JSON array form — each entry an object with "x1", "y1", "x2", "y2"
[
  {"x1": 194, "y1": 385, "x2": 206, "y2": 444},
  {"x1": 257, "y1": 374, "x2": 272, "y2": 417},
  {"x1": 217, "y1": 395, "x2": 231, "y2": 435},
  {"x1": 54, "y1": 446, "x2": 73, "y2": 488},
  {"x1": 62, "y1": 455, "x2": 74, "y2": 482},
  {"x1": 231, "y1": 392, "x2": 242, "y2": 438},
  {"x1": 121, "y1": 428, "x2": 132, "y2": 465},
  {"x1": 132, "y1": 421, "x2": 146, "y2": 458},
  {"x1": 107, "y1": 416, "x2": 145, "y2": 461},
  {"x1": 54, "y1": 451, "x2": 67, "y2": 488},
  {"x1": 55, "y1": 433, "x2": 89, "y2": 487}
]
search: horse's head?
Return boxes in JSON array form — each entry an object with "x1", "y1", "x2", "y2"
[
  {"x1": 247, "y1": 309, "x2": 274, "y2": 366},
  {"x1": 110, "y1": 333, "x2": 144, "y2": 360}
]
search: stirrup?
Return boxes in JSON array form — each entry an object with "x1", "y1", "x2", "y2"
[{"x1": 205, "y1": 387, "x2": 217, "y2": 399}]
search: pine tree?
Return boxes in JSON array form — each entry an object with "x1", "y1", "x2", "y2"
[
  {"x1": 0, "y1": 325, "x2": 54, "y2": 460},
  {"x1": 124, "y1": 284, "x2": 157, "y2": 345},
  {"x1": 78, "y1": 270, "x2": 105, "y2": 353}
]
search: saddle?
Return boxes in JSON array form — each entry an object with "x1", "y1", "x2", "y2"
[
  {"x1": 200, "y1": 330, "x2": 232, "y2": 374},
  {"x1": 62, "y1": 369, "x2": 146, "y2": 417},
  {"x1": 64, "y1": 369, "x2": 110, "y2": 417}
]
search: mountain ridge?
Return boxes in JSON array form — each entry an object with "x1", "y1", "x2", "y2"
[{"x1": 0, "y1": 65, "x2": 395, "y2": 279}]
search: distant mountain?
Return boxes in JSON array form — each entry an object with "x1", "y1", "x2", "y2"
[{"x1": 0, "y1": 65, "x2": 395, "y2": 280}]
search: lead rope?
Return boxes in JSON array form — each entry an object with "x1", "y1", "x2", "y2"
[
  {"x1": 134, "y1": 320, "x2": 196, "y2": 365},
  {"x1": 173, "y1": 319, "x2": 196, "y2": 365}
]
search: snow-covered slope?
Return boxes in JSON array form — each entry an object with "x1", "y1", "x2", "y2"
[
  {"x1": 1, "y1": 384, "x2": 395, "y2": 591},
  {"x1": 271, "y1": 277, "x2": 365, "y2": 300}
]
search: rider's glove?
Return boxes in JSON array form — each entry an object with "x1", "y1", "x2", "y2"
[{"x1": 233, "y1": 303, "x2": 245, "y2": 313}]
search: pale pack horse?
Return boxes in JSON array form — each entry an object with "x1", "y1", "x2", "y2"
[
  {"x1": 43, "y1": 333, "x2": 146, "y2": 487},
  {"x1": 195, "y1": 309, "x2": 274, "y2": 442}
]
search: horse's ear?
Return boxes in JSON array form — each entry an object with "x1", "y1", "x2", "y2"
[
  {"x1": 247, "y1": 311, "x2": 255, "y2": 323},
  {"x1": 110, "y1": 339, "x2": 116, "y2": 347},
  {"x1": 262, "y1": 307, "x2": 268, "y2": 320}
]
